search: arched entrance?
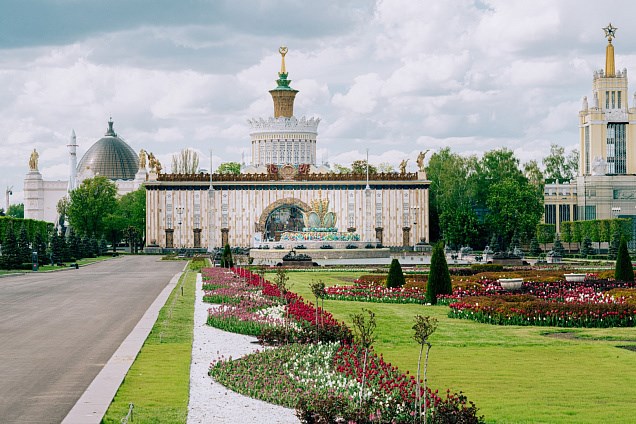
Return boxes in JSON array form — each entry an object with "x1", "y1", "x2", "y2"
[
  {"x1": 264, "y1": 205, "x2": 305, "y2": 241},
  {"x1": 258, "y1": 198, "x2": 310, "y2": 241}
]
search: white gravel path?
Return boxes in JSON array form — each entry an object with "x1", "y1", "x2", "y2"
[{"x1": 187, "y1": 273, "x2": 299, "y2": 424}]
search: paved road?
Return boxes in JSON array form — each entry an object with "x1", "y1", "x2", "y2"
[{"x1": 0, "y1": 256, "x2": 185, "y2": 424}]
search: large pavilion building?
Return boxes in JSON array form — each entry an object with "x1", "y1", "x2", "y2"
[
  {"x1": 544, "y1": 24, "x2": 636, "y2": 240},
  {"x1": 144, "y1": 48, "x2": 430, "y2": 251}
]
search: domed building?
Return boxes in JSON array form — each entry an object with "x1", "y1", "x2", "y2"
[
  {"x1": 77, "y1": 119, "x2": 139, "y2": 181},
  {"x1": 24, "y1": 119, "x2": 146, "y2": 224}
]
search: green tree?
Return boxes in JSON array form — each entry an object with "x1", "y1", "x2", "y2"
[
  {"x1": 351, "y1": 159, "x2": 377, "y2": 175},
  {"x1": 543, "y1": 143, "x2": 578, "y2": 182},
  {"x1": 529, "y1": 237, "x2": 542, "y2": 256},
  {"x1": 33, "y1": 231, "x2": 47, "y2": 260},
  {"x1": 487, "y1": 178, "x2": 544, "y2": 247},
  {"x1": 103, "y1": 209, "x2": 127, "y2": 253},
  {"x1": 552, "y1": 234, "x2": 565, "y2": 257},
  {"x1": 171, "y1": 148, "x2": 200, "y2": 174},
  {"x1": 561, "y1": 222, "x2": 573, "y2": 253},
  {"x1": 119, "y1": 187, "x2": 146, "y2": 252},
  {"x1": 7, "y1": 203, "x2": 24, "y2": 219},
  {"x1": 536, "y1": 224, "x2": 556, "y2": 253},
  {"x1": 50, "y1": 231, "x2": 62, "y2": 264},
  {"x1": 17, "y1": 223, "x2": 31, "y2": 265},
  {"x1": 67, "y1": 176, "x2": 118, "y2": 237},
  {"x1": 426, "y1": 242, "x2": 451, "y2": 305},
  {"x1": 377, "y1": 162, "x2": 394, "y2": 173},
  {"x1": 580, "y1": 236, "x2": 593, "y2": 257},
  {"x1": 615, "y1": 238, "x2": 634, "y2": 282},
  {"x1": 332, "y1": 163, "x2": 351, "y2": 174},
  {"x1": 1, "y1": 221, "x2": 20, "y2": 269},
  {"x1": 523, "y1": 160, "x2": 545, "y2": 196},
  {"x1": 216, "y1": 162, "x2": 241, "y2": 175},
  {"x1": 608, "y1": 231, "x2": 620, "y2": 260},
  {"x1": 386, "y1": 258, "x2": 406, "y2": 288},
  {"x1": 413, "y1": 315, "x2": 438, "y2": 423},
  {"x1": 220, "y1": 243, "x2": 233, "y2": 268},
  {"x1": 350, "y1": 309, "x2": 376, "y2": 408},
  {"x1": 68, "y1": 229, "x2": 81, "y2": 260}
]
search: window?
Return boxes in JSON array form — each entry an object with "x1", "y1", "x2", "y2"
[
  {"x1": 559, "y1": 204, "x2": 570, "y2": 224},
  {"x1": 606, "y1": 91, "x2": 610, "y2": 109},
  {"x1": 584, "y1": 126, "x2": 590, "y2": 175},
  {"x1": 618, "y1": 91, "x2": 622, "y2": 109},
  {"x1": 544, "y1": 204, "x2": 556, "y2": 225},
  {"x1": 607, "y1": 123, "x2": 626, "y2": 174}
]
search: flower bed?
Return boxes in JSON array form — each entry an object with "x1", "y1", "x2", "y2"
[
  {"x1": 210, "y1": 341, "x2": 483, "y2": 423},
  {"x1": 444, "y1": 278, "x2": 636, "y2": 327},
  {"x1": 323, "y1": 277, "x2": 429, "y2": 304}
]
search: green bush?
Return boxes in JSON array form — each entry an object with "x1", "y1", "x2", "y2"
[
  {"x1": 615, "y1": 238, "x2": 634, "y2": 282},
  {"x1": 427, "y1": 242, "x2": 452, "y2": 305},
  {"x1": 220, "y1": 243, "x2": 234, "y2": 268},
  {"x1": 386, "y1": 258, "x2": 405, "y2": 288}
]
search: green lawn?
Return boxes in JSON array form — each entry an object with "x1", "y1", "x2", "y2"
[
  {"x1": 275, "y1": 270, "x2": 636, "y2": 424},
  {"x1": 101, "y1": 269, "x2": 196, "y2": 424}
]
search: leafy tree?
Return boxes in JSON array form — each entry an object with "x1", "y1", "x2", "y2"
[
  {"x1": 99, "y1": 238, "x2": 108, "y2": 256},
  {"x1": 561, "y1": 222, "x2": 573, "y2": 253},
  {"x1": 332, "y1": 163, "x2": 351, "y2": 174},
  {"x1": 615, "y1": 238, "x2": 634, "y2": 282},
  {"x1": 351, "y1": 160, "x2": 377, "y2": 175},
  {"x1": 350, "y1": 309, "x2": 376, "y2": 408},
  {"x1": 536, "y1": 224, "x2": 556, "y2": 253},
  {"x1": 103, "y1": 209, "x2": 127, "y2": 253},
  {"x1": 90, "y1": 237, "x2": 99, "y2": 257},
  {"x1": 171, "y1": 148, "x2": 200, "y2": 174},
  {"x1": 426, "y1": 242, "x2": 451, "y2": 305},
  {"x1": 220, "y1": 243, "x2": 233, "y2": 268},
  {"x1": 67, "y1": 176, "x2": 118, "y2": 238},
  {"x1": 119, "y1": 187, "x2": 146, "y2": 252},
  {"x1": 543, "y1": 143, "x2": 578, "y2": 182},
  {"x1": 216, "y1": 162, "x2": 241, "y2": 175},
  {"x1": 377, "y1": 162, "x2": 394, "y2": 173},
  {"x1": 1, "y1": 221, "x2": 20, "y2": 269},
  {"x1": 80, "y1": 235, "x2": 93, "y2": 258},
  {"x1": 7, "y1": 203, "x2": 24, "y2": 219},
  {"x1": 523, "y1": 160, "x2": 545, "y2": 195},
  {"x1": 17, "y1": 223, "x2": 31, "y2": 265},
  {"x1": 487, "y1": 178, "x2": 544, "y2": 247},
  {"x1": 386, "y1": 258, "x2": 405, "y2": 288},
  {"x1": 413, "y1": 315, "x2": 438, "y2": 423}
]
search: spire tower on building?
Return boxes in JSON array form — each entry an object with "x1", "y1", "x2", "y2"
[
  {"x1": 604, "y1": 23, "x2": 617, "y2": 77},
  {"x1": 269, "y1": 46, "x2": 299, "y2": 118},
  {"x1": 67, "y1": 129, "x2": 78, "y2": 192}
]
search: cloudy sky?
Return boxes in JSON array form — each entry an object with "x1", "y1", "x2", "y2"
[{"x1": 2, "y1": 0, "x2": 635, "y2": 205}]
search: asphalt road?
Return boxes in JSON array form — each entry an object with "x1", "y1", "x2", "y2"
[{"x1": 0, "y1": 256, "x2": 185, "y2": 424}]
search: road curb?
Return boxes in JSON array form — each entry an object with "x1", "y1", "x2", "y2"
[{"x1": 61, "y1": 270, "x2": 184, "y2": 423}]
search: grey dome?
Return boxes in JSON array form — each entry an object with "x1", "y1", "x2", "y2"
[{"x1": 77, "y1": 119, "x2": 138, "y2": 180}]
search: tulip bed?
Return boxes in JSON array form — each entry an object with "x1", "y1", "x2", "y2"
[
  {"x1": 204, "y1": 267, "x2": 484, "y2": 423},
  {"x1": 323, "y1": 278, "x2": 428, "y2": 304},
  {"x1": 443, "y1": 278, "x2": 636, "y2": 328}
]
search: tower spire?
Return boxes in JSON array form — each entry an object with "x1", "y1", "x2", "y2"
[
  {"x1": 604, "y1": 23, "x2": 617, "y2": 77},
  {"x1": 269, "y1": 46, "x2": 298, "y2": 118}
]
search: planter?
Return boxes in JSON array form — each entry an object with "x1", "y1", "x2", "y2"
[
  {"x1": 564, "y1": 273, "x2": 586, "y2": 283},
  {"x1": 497, "y1": 278, "x2": 523, "y2": 291}
]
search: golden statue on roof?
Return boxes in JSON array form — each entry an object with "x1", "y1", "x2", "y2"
[{"x1": 279, "y1": 46, "x2": 288, "y2": 74}]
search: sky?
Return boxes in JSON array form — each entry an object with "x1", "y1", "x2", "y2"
[{"x1": 2, "y1": 0, "x2": 636, "y2": 205}]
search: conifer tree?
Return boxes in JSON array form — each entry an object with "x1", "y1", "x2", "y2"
[
  {"x1": 580, "y1": 236, "x2": 593, "y2": 258},
  {"x1": 68, "y1": 229, "x2": 81, "y2": 260},
  {"x1": 608, "y1": 231, "x2": 620, "y2": 260},
  {"x1": 220, "y1": 243, "x2": 234, "y2": 268},
  {"x1": 552, "y1": 234, "x2": 565, "y2": 257},
  {"x1": 426, "y1": 242, "x2": 452, "y2": 305},
  {"x1": 529, "y1": 237, "x2": 542, "y2": 256},
  {"x1": 615, "y1": 238, "x2": 634, "y2": 282},
  {"x1": 50, "y1": 231, "x2": 62, "y2": 264},
  {"x1": 18, "y1": 223, "x2": 31, "y2": 266},
  {"x1": 386, "y1": 258, "x2": 406, "y2": 288}
]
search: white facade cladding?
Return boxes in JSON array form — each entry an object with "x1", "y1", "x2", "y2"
[
  {"x1": 248, "y1": 116, "x2": 319, "y2": 166},
  {"x1": 144, "y1": 174, "x2": 429, "y2": 249}
]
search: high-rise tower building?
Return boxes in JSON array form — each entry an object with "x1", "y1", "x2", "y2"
[
  {"x1": 248, "y1": 47, "x2": 319, "y2": 167},
  {"x1": 579, "y1": 23, "x2": 636, "y2": 176}
]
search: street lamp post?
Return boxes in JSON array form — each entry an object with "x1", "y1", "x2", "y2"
[
  {"x1": 411, "y1": 205, "x2": 420, "y2": 250},
  {"x1": 176, "y1": 207, "x2": 184, "y2": 249}
]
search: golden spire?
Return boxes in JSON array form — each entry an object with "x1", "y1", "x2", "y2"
[
  {"x1": 279, "y1": 46, "x2": 288, "y2": 75},
  {"x1": 603, "y1": 23, "x2": 617, "y2": 77}
]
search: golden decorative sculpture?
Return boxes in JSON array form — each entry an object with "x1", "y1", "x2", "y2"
[
  {"x1": 279, "y1": 46, "x2": 288, "y2": 74},
  {"x1": 139, "y1": 149, "x2": 147, "y2": 169},
  {"x1": 399, "y1": 158, "x2": 408, "y2": 174},
  {"x1": 155, "y1": 158, "x2": 162, "y2": 174},
  {"x1": 148, "y1": 152, "x2": 157, "y2": 172},
  {"x1": 29, "y1": 148, "x2": 39, "y2": 171},
  {"x1": 302, "y1": 198, "x2": 337, "y2": 229},
  {"x1": 416, "y1": 149, "x2": 429, "y2": 172}
]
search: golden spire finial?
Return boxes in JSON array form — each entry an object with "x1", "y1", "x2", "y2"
[
  {"x1": 279, "y1": 46, "x2": 288, "y2": 75},
  {"x1": 603, "y1": 23, "x2": 617, "y2": 77}
]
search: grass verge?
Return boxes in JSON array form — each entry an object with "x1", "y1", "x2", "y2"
[
  {"x1": 101, "y1": 268, "x2": 196, "y2": 424},
  {"x1": 278, "y1": 270, "x2": 636, "y2": 424}
]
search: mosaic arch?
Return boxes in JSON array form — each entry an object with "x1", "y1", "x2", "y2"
[{"x1": 257, "y1": 198, "x2": 311, "y2": 240}]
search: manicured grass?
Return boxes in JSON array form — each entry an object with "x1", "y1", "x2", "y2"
[
  {"x1": 277, "y1": 270, "x2": 636, "y2": 424},
  {"x1": 101, "y1": 269, "x2": 196, "y2": 424}
]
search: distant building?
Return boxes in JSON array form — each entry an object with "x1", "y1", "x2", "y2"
[
  {"x1": 23, "y1": 119, "x2": 145, "y2": 225},
  {"x1": 144, "y1": 47, "x2": 430, "y2": 250},
  {"x1": 544, "y1": 23, "x2": 636, "y2": 240}
]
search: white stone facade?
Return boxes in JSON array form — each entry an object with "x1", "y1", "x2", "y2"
[{"x1": 248, "y1": 116, "x2": 319, "y2": 167}]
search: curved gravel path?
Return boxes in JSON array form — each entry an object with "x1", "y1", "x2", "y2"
[{"x1": 187, "y1": 273, "x2": 299, "y2": 424}]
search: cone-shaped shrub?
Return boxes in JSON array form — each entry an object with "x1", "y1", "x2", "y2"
[
  {"x1": 220, "y1": 243, "x2": 234, "y2": 268},
  {"x1": 426, "y1": 242, "x2": 452, "y2": 305},
  {"x1": 386, "y1": 258, "x2": 405, "y2": 288},
  {"x1": 615, "y1": 238, "x2": 634, "y2": 282}
]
